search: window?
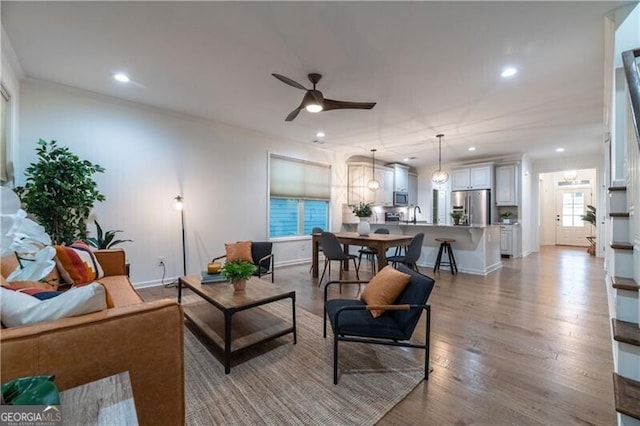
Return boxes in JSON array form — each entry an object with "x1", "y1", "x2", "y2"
[
  {"x1": 0, "y1": 84, "x2": 10, "y2": 183},
  {"x1": 269, "y1": 155, "x2": 330, "y2": 238}
]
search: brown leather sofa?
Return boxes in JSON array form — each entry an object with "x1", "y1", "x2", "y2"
[{"x1": 1, "y1": 249, "x2": 185, "y2": 425}]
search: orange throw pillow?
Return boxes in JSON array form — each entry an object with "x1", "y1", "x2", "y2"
[
  {"x1": 361, "y1": 265, "x2": 411, "y2": 318},
  {"x1": 225, "y1": 241, "x2": 253, "y2": 263},
  {"x1": 55, "y1": 242, "x2": 104, "y2": 286}
]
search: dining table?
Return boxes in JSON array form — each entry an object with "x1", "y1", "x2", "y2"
[{"x1": 311, "y1": 231, "x2": 414, "y2": 277}]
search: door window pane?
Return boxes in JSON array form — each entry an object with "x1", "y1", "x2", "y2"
[{"x1": 561, "y1": 192, "x2": 585, "y2": 227}]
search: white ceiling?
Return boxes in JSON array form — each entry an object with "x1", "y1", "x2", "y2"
[{"x1": 2, "y1": 1, "x2": 629, "y2": 167}]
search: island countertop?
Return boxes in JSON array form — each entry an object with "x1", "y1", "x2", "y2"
[{"x1": 342, "y1": 221, "x2": 502, "y2": 275}]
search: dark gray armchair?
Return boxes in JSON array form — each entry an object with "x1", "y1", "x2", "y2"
[
  {"x1": 323, "y1": 264, "x2": 435, "y2": 384},
  {"x1": 212, "y1": 241, "x2": 274, "y2": 283}
]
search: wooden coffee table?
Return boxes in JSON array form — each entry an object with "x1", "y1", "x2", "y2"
[{"x1": 178, "y1": 275, "x2": 296, "y2": 374}]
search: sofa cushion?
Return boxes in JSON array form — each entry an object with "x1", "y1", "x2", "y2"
[
  {"x1": 55, "y1": 242, "x2": 104, "y2": 286},
  {"x1": 0, "y1": 284, "x2": 108, "y2": 328},
  {"x1": 225, "y1": 241, "x2": 253, "y2": 263},
  {"x1": 360, "y1": 265, "x2": 411, "y2": 318},
  {"x1": 96, "y1": 276, "x2": 142, "y2": 307}
]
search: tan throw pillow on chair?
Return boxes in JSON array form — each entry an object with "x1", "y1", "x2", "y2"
[
  {"x1": 360, "y1": 265, "x2": 411, "y2": 318},
  {"x1": 225, "y1": 241, "x2": 253, "y2": 263}
]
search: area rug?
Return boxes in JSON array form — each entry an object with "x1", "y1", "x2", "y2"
[{"x1": 182, "y1": 298, "x2": 424, "y2": 425}]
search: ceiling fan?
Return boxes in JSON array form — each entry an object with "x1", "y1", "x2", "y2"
[{"x1": 272, "y1": 73, "x2": 377, "y2": 122}]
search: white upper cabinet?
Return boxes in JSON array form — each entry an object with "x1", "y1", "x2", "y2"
[
  {"x1": 348, "y1": 163, "x2": 394, "y2": 206},
  {"x1": 495, "y1": 164, "x2": 518, "y2": 206},
  {"x1": 392, "y1": 164, "x2": 409, "y2": 192},
  {"x1": 451, "y1": 165, "x2": 493, "y2": 190}
]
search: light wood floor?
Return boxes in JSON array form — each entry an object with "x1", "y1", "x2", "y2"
[{"x1": 139, "y1": 246, "x2": 615, "y2": 425}]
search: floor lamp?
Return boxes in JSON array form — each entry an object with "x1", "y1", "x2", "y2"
[{"x1": 172, "y1": 195, "x2": 186, "y2": 286}]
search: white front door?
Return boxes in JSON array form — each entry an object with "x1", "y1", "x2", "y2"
[{"x1": 555, "y1": 189, "x2": 592, "y2": 246}]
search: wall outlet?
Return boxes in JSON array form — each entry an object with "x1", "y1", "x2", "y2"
[{"x1": 158, "y1": 256, "x2": 165, "y2": 267}]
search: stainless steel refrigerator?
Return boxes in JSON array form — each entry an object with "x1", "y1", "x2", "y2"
[{"x1": 451, "y1": 189, "x2": 491, "y2": 225}]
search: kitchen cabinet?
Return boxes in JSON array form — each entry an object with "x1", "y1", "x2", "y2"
[
  {"x1": 495, "y1": 164, "x2": 518, "y2": 206},
  {"x1": 392, "y1": 164, "x2": 409, "y2": 192},
  {"x1": 451, "y1": 165, "x2": 493, "y2": 190},
  {"x1": 348, "y1": 163, "x2": 393, "y2": 206},
  {"x1": 408, "y1": 173, "x2": 418, "y2": 206},
  {"x1": 500, "y1": 224, "x2": 520, "y2": 257}
]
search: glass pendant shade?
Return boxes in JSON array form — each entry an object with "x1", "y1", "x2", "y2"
[
  {"x1": 431, "y1": 169, "x2": 449, "y2": 184},
  {"x1": 367, "y1": 179, "x2": 380, "y2": 190},
  {"x1": 431, "y1": 134, "x2": 449, "y2": 184}
]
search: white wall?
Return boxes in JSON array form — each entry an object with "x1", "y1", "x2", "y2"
[{"x1": 17, "y1": 79, "x2": 349, "y2": 287}]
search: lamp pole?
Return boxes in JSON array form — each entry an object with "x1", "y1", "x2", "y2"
[{"x1": 175, "y1": 195, "x2": 186, "y2": 276}]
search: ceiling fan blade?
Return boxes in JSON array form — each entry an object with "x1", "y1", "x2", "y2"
[
  {"x1": 272, "y1": 74, "x2": 308, "y2": 91},
  {"x1": 323, "y1": 99, "x2": 377, "y2": 111},
  {"x1": 285, "y1": 105, "x2": 303, "y2": 122}
]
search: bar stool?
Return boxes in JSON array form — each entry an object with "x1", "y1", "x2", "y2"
[{"x1": 434, "y1": 238, "x2": 458, "y2": 274}]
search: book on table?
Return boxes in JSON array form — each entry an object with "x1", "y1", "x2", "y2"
[{"x1": 200, "y1": 271, "x2": 228, "y2": 284}]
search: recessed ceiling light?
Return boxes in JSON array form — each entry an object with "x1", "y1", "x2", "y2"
[
  {"x1": 316, "y1": 131, "x2": 325, "y2": 138},
  {"x1": 114, "y1": 73, "x2": 130, "y2": 83},
  {"x1": 501, "y1": 67, "x2": 518, "y2": 78},
  {"x1": 556, "y1": 147, "x2": 565, "y2": 153},
  {"x1": 468, "y1": 147, "x2": 476, "y2": 151}
]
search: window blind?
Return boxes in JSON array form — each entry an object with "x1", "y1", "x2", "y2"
[{"x1": 270, "y1": 155, "x2": 330, "y2": 200}]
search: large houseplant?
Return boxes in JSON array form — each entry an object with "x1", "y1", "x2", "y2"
[
  {"x1": 15, "y1": 139, "x2": 105, "y2": 245},
  {"x1": 221, "y1": 260, "x2": 256, "y2": 292},
  {"x1": 85, "y1": 220, "x2": 132, "y2": 249},
  {"x1": 581, "y1": 205, "x2": 596, "y2": 227}
]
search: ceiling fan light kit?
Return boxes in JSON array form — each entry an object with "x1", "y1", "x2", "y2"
[
  {"x1": 367, "y1": 148, "x2": 380, "y2": 191},
  {"x1": 272, "y1": 73, "x2": 376, "y2": 121},
  {"x1": 431, "y1": 134, "x2": 449, "y2": 185}
]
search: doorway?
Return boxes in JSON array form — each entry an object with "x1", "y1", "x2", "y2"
[
  {"x1": 555, "y1": 188, "x2": 592, "y2": 246},
  {"x1": 538, "y1": 168, "x2": 597, "y2": 247}
]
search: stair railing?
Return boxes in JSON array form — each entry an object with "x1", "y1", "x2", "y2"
[{"x1": 622, "y1": 48, "x2": 640, "y2": 149}]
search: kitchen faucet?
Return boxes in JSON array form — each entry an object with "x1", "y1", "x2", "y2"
[{"x1": 412, "y1": 205, "x2": 421, "y2": 224}]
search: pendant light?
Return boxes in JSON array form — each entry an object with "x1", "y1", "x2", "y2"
[
  {"x1": 431, "y1": 134, "x2": 449, "y2": 184},
  {"x1": 367, "y1": 149, "x2": 380, "y2": 191}
]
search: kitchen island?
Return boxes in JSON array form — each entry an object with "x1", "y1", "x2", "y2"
[{"x1": 342, "y1": 222, "x2": 502, "y2": 275}]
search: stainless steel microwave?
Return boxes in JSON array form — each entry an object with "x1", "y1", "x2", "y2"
[{"x1": 393, "y1": 191, "x2": 408, "y2": 207}]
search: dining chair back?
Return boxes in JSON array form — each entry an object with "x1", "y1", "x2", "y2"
[
  {"x1": 387, "y1": 233, "x2": 424, "y2": 272},
  {"x1": 358, "y1": 228, "x2": 390, "y2": 273},
  {"x1": 319, "y1": 232, "x2": 360, "y2": 285}
]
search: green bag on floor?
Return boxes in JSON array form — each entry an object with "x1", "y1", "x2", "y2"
[{"x1": 1, "y1": 375, "x2": 60, "y2": 405}]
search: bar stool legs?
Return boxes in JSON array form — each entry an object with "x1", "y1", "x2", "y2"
[{"x1": 434, "y1": 238, "x2": 458, "y2": 275}]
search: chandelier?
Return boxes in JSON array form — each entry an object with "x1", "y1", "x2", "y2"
[
  {"x1": 367, "y1": 149, "x2": 380, "y2": 190},
  {"x1": 431, "y1": 134, "x2": 449, "y2": 184}
]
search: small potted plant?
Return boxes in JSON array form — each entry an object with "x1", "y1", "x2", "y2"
[
  {"x1": 500, "y1": 212, "x2": 513, "y2": 224},
  {"x1": 352, "y1": 202, "x2": 373, "y2": 236},
  {"x1": 450, "y1": 211, "x2": 464, "y2": 225},
  {"x1": 221, "y1": 260, "x2": 257, "y2": 292}
]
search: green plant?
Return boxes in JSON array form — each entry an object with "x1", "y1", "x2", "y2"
[
  {"x1": 221, "y1": 260, "x2": 256, "y2": 283},
  {"x1": 500, "y1": 212, "x2": 513, "y2": 219},
  {"x1": 581, "y1": 205, "x2": 596, "y2": 227},
  {"x1": 450, "y1": 211, "x2": 464, "y2": 220},
  {"x1": 85, "y1": 220, "x2": 133, "y2": 249},
  {"x1": 352, "y1": 202, "x2": 373, "y2": 218},
  {"x1": 15, "y1": 139, "x2": 105, "y2": 245}
]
